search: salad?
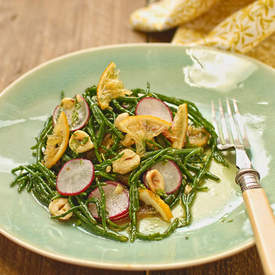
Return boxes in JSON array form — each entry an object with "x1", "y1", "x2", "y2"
[{"x1": 11, "y1": 62, "x2": 226, "y2": 242}]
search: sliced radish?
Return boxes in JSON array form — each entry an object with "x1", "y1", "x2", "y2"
[
  {"x1": 136, "y1": 97, "x2": 173, "y2": 123},
  {"x1": 56, "y1": 159, "x2": 94, "y2": 196},
  {"x1": 53, "y1": 95, "x2": 90, "y2": 131},
  {"x1": 88, "y1": 181, "x2": 129, "y2": 221},
  {"x1": 144, "y1": 160, "x2": 182, "y2": 194}
]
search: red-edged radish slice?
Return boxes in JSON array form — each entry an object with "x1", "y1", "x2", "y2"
[
  {"x1": 53, "y1": 95, "x2": 90, "y2": 131},
  {"x1": 88, "y1": 181, "x2": 129, "y2": 221},
  {"x1": 56, "y1": 159, "x2": 94, "y2": 196},
  {"x1": 136, "y1": 97, "x2": 173, "y2": 123},
  {"x1": 144, "y1": 160, "x2": 182, "y2": 194}
]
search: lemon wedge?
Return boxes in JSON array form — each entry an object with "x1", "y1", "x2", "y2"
[{"x1": 139, "y1": 188, "x2": 173, "y2": 222}]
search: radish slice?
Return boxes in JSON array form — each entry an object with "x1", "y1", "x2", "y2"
[
  {"x1": 88, "y1": 181, "x2": 129, "y2": 221},
  {"x1": 144, "y1": 160, "x2": 182, "y2": 194},
  {"x1": 56, "y1": 159, "x2": 94, "y2": 196},
  {"x1": 136, "y1": 97, "x2": 173, "y2": 123},
  {"x1": 53, "y1": 95, "x2": 90, "y2": 131}
]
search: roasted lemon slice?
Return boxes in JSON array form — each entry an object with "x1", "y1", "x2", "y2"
[
  {"x1": 43, "y1": 111, "x2": 69, "y2": 168},
  {"x1": 170, "y1": 103, "x2": 188, "y2": 149},
  {"x1": 139, "y1": 188, "x2": 173, "y2": 222},
  {"x1": 118, "y1": 115, "x2": 171, "y2": 155},
  {"x1": 164, "y1": 104, "x2": 188, "y2": 149},
  {"x1": 97, "y1": 62, "x2": 132, "y2": 110}
]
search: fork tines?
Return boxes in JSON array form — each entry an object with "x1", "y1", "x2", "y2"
[{"x1": 211, "y1": 99, "x2": 249, "y2": 149}]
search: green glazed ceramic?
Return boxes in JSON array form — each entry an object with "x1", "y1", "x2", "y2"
[{"x1": 1, "y1": 44, "x2": 275, "y2": 270}]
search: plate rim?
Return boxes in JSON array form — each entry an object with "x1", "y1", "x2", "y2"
[
  {"x1": 0, "y1": 227, "x2": 254, "y2": 270},
  {"x1": 2, "y1": 42, "x2": 271, "y2": 270}
]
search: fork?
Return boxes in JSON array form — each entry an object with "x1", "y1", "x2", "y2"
[{"x1": 212, "y1": 99, "x2": 275, "y2": 275}]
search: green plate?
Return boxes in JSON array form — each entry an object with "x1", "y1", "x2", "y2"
[{"x1": 1, "y1": 44, "x2": 275, "y2": 270}]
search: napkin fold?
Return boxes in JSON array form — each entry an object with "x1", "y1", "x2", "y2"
[
  {"x1": 130, "y1": 0, "x2": 275, "y2": 67},
  {"x1": 130, "y1": 0, "x2": 219, "y2": 32}
]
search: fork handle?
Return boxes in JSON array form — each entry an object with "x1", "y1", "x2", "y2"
[{"x1": 236, "y1": 169, "x2": 275, "y2": 275}]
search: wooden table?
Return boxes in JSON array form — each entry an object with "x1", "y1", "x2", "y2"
[{"x1": 0, "y1": 1, "x2": 265, "y2": 274}]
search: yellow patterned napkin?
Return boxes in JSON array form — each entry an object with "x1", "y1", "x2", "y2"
[
  {"x1": 130, "y1": 0, "x2": 275, "y2": 67},
  {"x1": 130, "y1": 0, "x2": 219, "y2": 31}
]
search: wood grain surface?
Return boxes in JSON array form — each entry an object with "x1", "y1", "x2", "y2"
[{"x1": 0, "y1": 1, "x2": 265, "y2": 274}]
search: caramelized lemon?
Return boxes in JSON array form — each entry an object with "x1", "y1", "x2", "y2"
[
  {"x1": 97, "y1": 62, "x2": 131, "y2": 110},
  {"x1": 170, "y1": 103, "x2": 188, "y2": 149},
  {"x1": 118, "y1": 115, "x2": 171, "y2": 155},
  {"x1": 139, "y1": 188, "x2": 173, "y2": 222},
  {"x1": 43, "y1": 112, "x2": 69, "y2": 168}
]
